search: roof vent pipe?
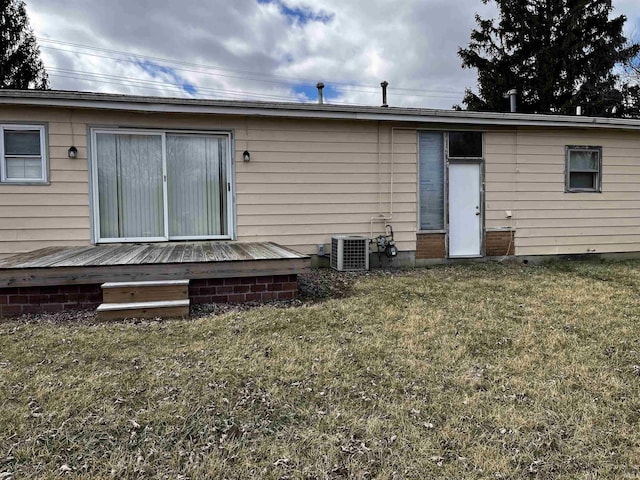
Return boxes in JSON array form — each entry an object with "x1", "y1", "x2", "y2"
[
  {"x1": 507, "y1": 89, "x2": 517, "y2": 113},
  {"x1": 381, "y1": 81, "x2": 389, "y2": 107},
  {"x1": 317, "y1": 82, "x2": 325, "y2": 105},
  {"x1": 576, "y1": 106, "x2": 582, "y2": 116}
]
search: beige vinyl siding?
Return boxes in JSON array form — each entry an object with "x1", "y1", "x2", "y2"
[
  {"x1": 484, "y1": 130, "x2": 517, "y2": 231},
  {"x1": 235, "y1": 119, "x2": 417, "y2": 254},
  {"x1": 484, "y1": 128, "x2": 640, "y2": 256},
  {"x1": 0, "y1": 107, "x2": 90, "y2": 257},
  {"x1": 0, "y1": 107, "x2": 417, "y2": 257},
  {"x1": 10, "y1": 103, "x2": 640, "y2": 261}
]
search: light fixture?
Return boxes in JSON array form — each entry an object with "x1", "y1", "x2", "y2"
[
  {"x1": 242, "y1": 150, "x2": 251, "y2": 162},
  {"x1": 68, "y1": 146, "x2": 78, "y2": 158}
]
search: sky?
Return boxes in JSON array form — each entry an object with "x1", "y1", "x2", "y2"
[{"x1": 25, "y1": 0, "x2": 640, "y2": 110}]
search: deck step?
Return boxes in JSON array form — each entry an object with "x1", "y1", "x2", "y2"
[
  {"x1": 102, "y1": 279, "x2": 189, "y2": 303},
  {"x1": 97, "y1": 299, "x2": 190, "y2": 320}
]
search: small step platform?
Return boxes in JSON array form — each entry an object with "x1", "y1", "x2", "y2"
[
  {"x1": 97, "y1": 299, "x2": 190, "y2": 320},
  {"x1": 98, "y1": 280, "x2": 190, "y2": 320}
]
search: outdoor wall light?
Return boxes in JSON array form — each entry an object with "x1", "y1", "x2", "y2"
[
  {"x1": 68, "y1": 146, "x2": 78, "y2": 158},
  {"x1": 242, "y1": 150, "x2": 251, "y2": 162}
]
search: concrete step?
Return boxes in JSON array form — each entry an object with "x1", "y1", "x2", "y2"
[
  {"x1": 102, "y1": 280, "x2": 189, "y2": 303},
  {"x1": 97, "y1": 299, "x2": 190, "y2": 321}
]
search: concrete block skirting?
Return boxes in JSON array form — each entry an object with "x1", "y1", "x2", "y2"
[{"x1": 0, "y1": 274, "x2": 299, "y2": 318}]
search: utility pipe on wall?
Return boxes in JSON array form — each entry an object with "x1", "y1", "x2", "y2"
[
  {"x1": 370, "y1": 124, "x2": 399, "y2": 239},
  {"x1": 371, "y1": 121, "x2": 388, "y2": 238}
]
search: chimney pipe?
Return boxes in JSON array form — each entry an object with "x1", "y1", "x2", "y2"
[
  {"x1": 507, "y1": 89, "x2": 517, "y2": 113},
  {"x1": 316, "y1": 82, "x2": 325, "y2": 105},
  {"x1": 381, "y1": 81, "x2": 389, "y2": 107}
]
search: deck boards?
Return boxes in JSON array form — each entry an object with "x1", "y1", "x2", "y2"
[
  {"x1": 0, "y1": 241, "x2": 307, "y2": 269},
  {"x1": 0, "y1": 242, "x2": 310, "y2": 288},
  {"x1": 20, "y1": 246, "x2": 96, "y2": 268}
]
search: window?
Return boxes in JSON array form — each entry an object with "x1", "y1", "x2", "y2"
[
  {"x1": 448, "y1": 131, "x2": 483, "y2": 158},
  {"x1": 0, "y1": 125, "x2": 47, "y2": 183},
  {"x1": 566, "y1": 146, "x2": 602, "y2": 193},
  {"x1": 419, "y1": 132, "x2": 445, "y2": 230}
]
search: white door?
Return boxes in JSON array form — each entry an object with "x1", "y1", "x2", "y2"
[{"x1": 448, "y1": 162, "x2": 482, "y2": 257}]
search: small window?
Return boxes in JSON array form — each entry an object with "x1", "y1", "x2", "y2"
[
  {"x1": 1, "y1": 125, "x2": 47, "y2": 183},
  {"x1": 566, "y1": 146, "x2": 602, "y2": 193},
  {"x1": 419, "y1": 131, "x2": 445, "y2": 230},
  {"x1": 448, "y1": 131, "x2": 483, "y2": 158}
]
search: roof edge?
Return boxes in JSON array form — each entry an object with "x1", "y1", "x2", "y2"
[{"x1": 2, "y1": 89, "x2": 640, "y2": 130}]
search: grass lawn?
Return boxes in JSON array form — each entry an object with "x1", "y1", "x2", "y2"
[{"x1": 1, "y1": 261, "x2": 640, "y2": 479}]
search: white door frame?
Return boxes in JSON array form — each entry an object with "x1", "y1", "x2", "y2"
[
  {"x1": 90, "y1": 128, "x2": 234, "y2": 243},
  {"x1": 447, "y1": 160, "x2": 484, "y2": 258}
]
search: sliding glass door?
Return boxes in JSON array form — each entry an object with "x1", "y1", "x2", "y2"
[
  {"x1": 166, "y1": 134, "x2": 228, "y2": 238},
  {"x1": 92, "y1": 129, "x2": 232, "y2": 243},
  {"x1": 96, "y1": 132, "x2": 165, "y2": 241}
]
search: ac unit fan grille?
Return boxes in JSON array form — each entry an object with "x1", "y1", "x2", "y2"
[
  {"x1": 342, "y1": 239, "x2": 368, "y2": 270},
  {"x1": 331, "y1": 236, "x2": 369, "y2": 272}
]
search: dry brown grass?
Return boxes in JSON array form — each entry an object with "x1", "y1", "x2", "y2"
[{"x1": 1, "y1": 260, "x2": 640, "y2": 479}]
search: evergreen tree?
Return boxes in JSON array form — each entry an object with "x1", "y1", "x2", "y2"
[
  {"x1": 0, "y1": 0, "x2": 48, "y2": 89},
  {"x1": 458, "y1": 0, "x2": 639, "y2": 116},
  {"x1": 623, "y1": 44, "x2": 640, "y2": 115}
]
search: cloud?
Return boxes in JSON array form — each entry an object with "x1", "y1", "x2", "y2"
[
  {"x1": 135, "y1": 61, "x2": 198, "y2": 95},
  {"x1": 256, "y1": 0, "x2": 334, "y2": 25},
  {"x1": 24, "y1": 0, "x2": 640, "y2": 109}
]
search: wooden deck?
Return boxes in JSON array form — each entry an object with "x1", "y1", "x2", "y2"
[{"x1": 0, "y1": 242, "x2": 310, "y2": 288}]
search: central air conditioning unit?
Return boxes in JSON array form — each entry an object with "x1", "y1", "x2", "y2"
[{"x1": 331, "y1": 235, "x2": 370, "y2": 271}]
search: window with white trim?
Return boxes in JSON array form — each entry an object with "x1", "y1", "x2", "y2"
[
  {"x1": 566, "y1": 146, "x2": 602, "y2": 193},
  {"x1": 0, "y1": 125, "x2": 47, "y2": 183}
]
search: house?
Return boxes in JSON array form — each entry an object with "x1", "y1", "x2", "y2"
[{"x1": 0, "y1": 89, "x2": 639, "y2": 315}]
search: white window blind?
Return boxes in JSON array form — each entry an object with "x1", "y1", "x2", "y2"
[
  {"x1": 166, "y1": 134, "x2": 228, "y2": 238},
  {"x1": 96, "y1": 133, "x2": 165, "y2": 239}
]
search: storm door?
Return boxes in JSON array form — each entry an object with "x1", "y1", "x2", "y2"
[{"x1": 448, "y1": 162, "x2": 482, "y2": 257}]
